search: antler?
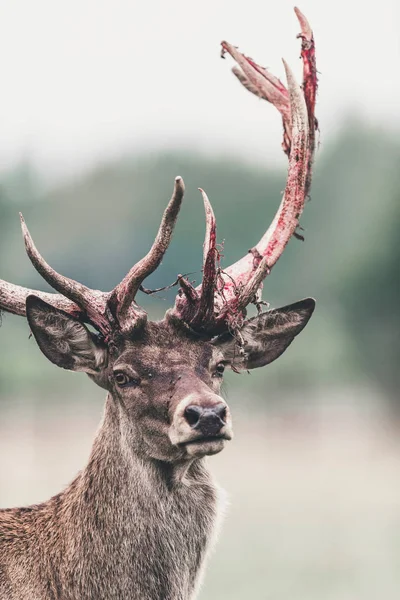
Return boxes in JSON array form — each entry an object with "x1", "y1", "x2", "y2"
[
  {"x1": 108, "y1": 176, "x2": 185, "y2": 325},
  {"x1": 171, "y1": 7, "x2": 318, "y2": 334},
  {"x1": 0, "y1": 178, "x2": 185, "y2": 337},
  {"x1": 0, "y1": 7, "x2": 316, "y2": 340}
]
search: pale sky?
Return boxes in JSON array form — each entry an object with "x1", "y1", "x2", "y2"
[{"x1": 0, "y1": 0, "x2": 398, "y2": 180}]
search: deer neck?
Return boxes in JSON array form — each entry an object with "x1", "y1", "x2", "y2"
[
  {"x1": 76, "y1": 393, "x2": 206, "y2": 495},
  {"x1": 52, "y1": 394, "x2": 221, "y2": 599}
]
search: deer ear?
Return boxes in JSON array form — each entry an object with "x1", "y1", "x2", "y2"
[
  {"x1": 26, "y1": 295, "x2": 107, "y2": 373},
  {"x1": 215, "y1": 298, "x2": 315, "y2": 370}
]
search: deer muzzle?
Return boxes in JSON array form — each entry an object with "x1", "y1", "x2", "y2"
[{"x1": 169, "y1": 393, "x2": 233, "y2": 457}]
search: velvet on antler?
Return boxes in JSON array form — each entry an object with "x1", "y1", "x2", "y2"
[
  {"x1": 171, "y1": 7, "x2": 318, "y2": 334},
  {"x1": 0, "y1": 8, "x2": 317, "y2": 342}
]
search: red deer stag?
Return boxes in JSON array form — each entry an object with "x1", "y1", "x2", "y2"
[{"x1": 0, "y1": 7, "x2": 317, "y2": 600}]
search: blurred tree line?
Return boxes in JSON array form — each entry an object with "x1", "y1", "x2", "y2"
[{"x1": 0, "y1": 121, "x2": 398, "y2": 409}]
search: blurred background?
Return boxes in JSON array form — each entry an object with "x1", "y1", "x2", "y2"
[{"x1": 0, "y1": 0, "x2": 399, "y2": 598}]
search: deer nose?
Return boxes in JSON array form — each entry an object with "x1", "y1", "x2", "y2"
[{"x1": 184, "y1": 403, "x2": 227, "y2": 436}]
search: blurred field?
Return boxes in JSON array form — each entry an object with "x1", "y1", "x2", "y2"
[{"x1": 1, "y1": 387, "x2": 399, "y2": 600}]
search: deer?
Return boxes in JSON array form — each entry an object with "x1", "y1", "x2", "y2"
[{"x1": 0, "y1": 7, "x2": 318, "y2": 600}]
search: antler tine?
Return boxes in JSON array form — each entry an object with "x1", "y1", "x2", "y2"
[
  {"x1": 0, "y1": 279, "x2": 82, "y2": 318},
  {"x1": 19, "y1": 214, "x2": 112, "y2": 334},
  {"x1": 0, "y1": 216, "x2": 112, "y2": 335},
  {"x1": 221, "y1": 41, "x2": 290, "y2": 124},
  {"x1": 20, "y1": 215, "x2": 98, "y2": 311},
  {"x1": 294, "y1": 6, "x2": 318, "y2": 197},
  {"x1": 222, "y1": 41, "x2": 292, "y2": 155},
  {"x1": 168, "y1": 188, "x2": 220, "y2": 332},
  {"x1": 201, "y1": 188, "x2": 217, "y2": 267},
  {"x1": 294, "y1": 6, "x2": 312, "y2": 42},
  {"x1": 189, "y1": 189, "x2": 218, "y2": 329},
  {"x1": 110, "y1": 176, "x2": 185, "y2": 323}
]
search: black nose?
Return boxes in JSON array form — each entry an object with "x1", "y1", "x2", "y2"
[{"x1": 184, "y1": 403, "x2": 227, "y2": 436}]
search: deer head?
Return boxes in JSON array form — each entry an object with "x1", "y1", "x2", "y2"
[{"x1": 0, "y1": 8, "x2": 317, "y2": 463}]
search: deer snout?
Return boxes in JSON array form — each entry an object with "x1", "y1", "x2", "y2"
[
  {"x1": 169, "y1": 393, "x2": 233, "y2": 455},
  {"x1": 184, "y1": 403, "x2": 227, "y2": 436}
]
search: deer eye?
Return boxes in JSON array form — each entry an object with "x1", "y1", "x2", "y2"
[
  {"x1": 114, "y1": 371, "x2": 141, "y2": 388},
  {"x1": 214, "y1": 362, "x2": 225, "y2": 378}
]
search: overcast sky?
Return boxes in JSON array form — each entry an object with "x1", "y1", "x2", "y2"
[{"x1": 0, "y1": 0, "x2": 398, "y2": 179}]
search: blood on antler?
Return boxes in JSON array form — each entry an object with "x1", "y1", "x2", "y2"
[
  {"x1": 0, "y1": 8, "x2": 317, "y2": 341},
  {"x1": 172, "y1": 6, "x2": 318, "y2": 334}
]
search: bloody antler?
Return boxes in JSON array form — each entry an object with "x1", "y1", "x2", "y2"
[
  {"x1": 294, "y1": 6, "x2": 318, "y2": 197},
  {"x1": 0, "y1": 178, "x2": 185, "y2": 336},
  {"x1": 189, "y1": 189, "x2": 218, "y2": 328},
  {"x1": 220, "y1": 59, "x2": 310, "y2": 301},
  {"x1": 226, "y1": 44, "x2": 292, "y2": 156},
  {"x1": 0, "y1": 7, "x2": 317, "y2": 341},
  {"x1": 172, "y1": 7, "x2": 318, "y2": 333}
]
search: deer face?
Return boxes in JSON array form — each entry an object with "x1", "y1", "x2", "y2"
[
  {"x1": 25, "y1": 295, "x2": 314, "y2": 463},
  {"x1": 105, "y1": 322, "x2": 232, "y2": 461}
]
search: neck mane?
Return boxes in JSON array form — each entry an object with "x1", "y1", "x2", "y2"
[{"x1": 10, "y1": 394, "x2": 223, "y2": 600}]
